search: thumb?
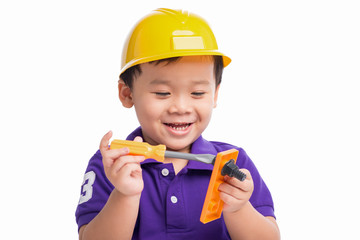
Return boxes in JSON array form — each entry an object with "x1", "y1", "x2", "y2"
[
  {"x1": 100, "y1": 130, "x2": 113, "y2": 152},
  {"x1": 133, "y1": 136, "x2": 143, "y2": 142}
]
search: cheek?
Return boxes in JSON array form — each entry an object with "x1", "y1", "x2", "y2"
[
  {"x1": 196, "y1": 99, "x2": 215, "y2": 121},
  {"x1": 133, "y1": 98, "x2": 163, "y2": 121}
]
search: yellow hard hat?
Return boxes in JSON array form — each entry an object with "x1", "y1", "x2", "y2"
[{"x1": 120, "y1": 8, "x2": 231, "y2": 75}]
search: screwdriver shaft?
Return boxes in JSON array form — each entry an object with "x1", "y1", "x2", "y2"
[{"x1": 164, "y1": 151, "x2": 215, "y2": 165}]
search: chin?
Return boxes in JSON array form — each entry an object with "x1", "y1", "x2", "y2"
[{"x1": 163, "y1": 138, "x2": 194, "y2": 152}]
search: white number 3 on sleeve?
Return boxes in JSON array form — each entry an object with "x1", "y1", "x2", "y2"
[{"x1": 78, "y1": 171, "x2": 96, "y2": 204}]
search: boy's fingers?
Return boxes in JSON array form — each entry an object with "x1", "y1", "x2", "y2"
[
  {"x1": 223, "y1": 169, "x2": 253, "y2": 192},
  {"x1": 104, "y1": 148, "x2": 129, "y2": 160},
  {"x1": 100, "y1": 131, "x2": 113, "y2": 152},
  {"x1": 102, "y1": 148, "x2": 131, "y2": 169},
  {"x1": 219, "y1": 182, "x2": 247, "y2": 200},
  {"x1": 111, "y1": 155, "x2": 145, "y2": 173},
  {"x1": 117, "y1": 162, "x2": 143, "y2": 178}
]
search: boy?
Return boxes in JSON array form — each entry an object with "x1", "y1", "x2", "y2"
[{"x1": 76, "y1": 8, "x2": 280, "y2": 240}]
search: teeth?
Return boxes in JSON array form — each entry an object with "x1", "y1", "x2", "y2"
[
  {"x1": 172, "y1": 126, "x2": 187, "y2": 131},
  {"x1": 166, "y1": 123, "x2": 191, "y2": 131}
]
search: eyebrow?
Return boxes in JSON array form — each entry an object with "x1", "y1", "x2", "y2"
[
  {"x1": 149, "y1": 79, "x2": 171, "y2": 85},
  {"x1": 149, "y1": 79, "x2": 210, "y2": 85},
  {"x1": 191, "y1": 80, "x2": 211, "y2": 85}
]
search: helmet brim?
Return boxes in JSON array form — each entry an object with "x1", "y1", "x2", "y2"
[{"x1": 120, "y1": 51, "x2": 231, "y2": 75}]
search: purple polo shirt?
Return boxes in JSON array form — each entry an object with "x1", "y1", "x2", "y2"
[{"x1": 76, "y1": 127, "x2": 275, "y2": 239}]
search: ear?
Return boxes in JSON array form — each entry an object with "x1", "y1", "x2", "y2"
[
  {"x1": 213, "y1": 84, "x2": 220, "y2": 108},
  {"x1": 118, "y1": 80, "x2": 134, "y2": 108}
]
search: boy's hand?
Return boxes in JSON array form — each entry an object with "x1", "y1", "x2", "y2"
[
  {"x1": 218, "y1": 169, "x2": 254, "y2": 213},
  {"x1": 100, "y1": 131, "x2": 145, "y2": 197}
]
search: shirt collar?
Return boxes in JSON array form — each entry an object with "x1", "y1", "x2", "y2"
[
  {"x1": 126, "y1": 127, "x2": 215, "y2": 171},
  {"x1": 186, "y1": 135, "x2": 216, "y2": 171}
]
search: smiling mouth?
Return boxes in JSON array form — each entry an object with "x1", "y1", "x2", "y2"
[{"x1": 164, "y1": 122, "x2": 192, "y2": 131}]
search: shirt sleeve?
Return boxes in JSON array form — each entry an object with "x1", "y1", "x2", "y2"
[
  {"x1": 75, "y1": 150, "x2": 114, "y2": 231},
  {"x1": 236, "y1": 148, "x2": 276, "y2": 219}
]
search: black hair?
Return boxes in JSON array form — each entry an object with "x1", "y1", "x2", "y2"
[{"x1": 120, "y1": 55, "x2": 224, "y2": 89}]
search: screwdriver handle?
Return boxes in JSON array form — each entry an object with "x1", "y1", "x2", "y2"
[{"x1": 110, "y1": 140, "x2": 166, "y2": 162}]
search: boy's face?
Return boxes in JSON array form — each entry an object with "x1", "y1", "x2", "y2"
[{"x1": 120, "y1": 56, "x2": 219, "y2": 152}]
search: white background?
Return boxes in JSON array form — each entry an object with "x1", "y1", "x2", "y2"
[{"x1": 1, "y1": 0, "x2": 359, "y2": 239}]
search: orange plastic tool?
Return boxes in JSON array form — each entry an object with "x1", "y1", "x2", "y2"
[
  {"x1": 200, "y1": 149, "x2": 239, "y2": 224},
  {"x1": 110, "y1": 139, "x2": 240, "y2": 224},
  {"x1": 110, "y1": 139, "x2": 166, "y2": 162}
]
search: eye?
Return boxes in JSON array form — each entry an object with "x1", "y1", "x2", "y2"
[
  {"x1": 153, "y1": 92, "x2": 171, "y2": 97},
  {"x1": 191, "y1": 92, "x2": 206, "y2": 97}
]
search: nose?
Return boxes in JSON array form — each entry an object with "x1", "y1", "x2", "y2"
[{"x1": 168, "y1": 95, "x2": 192, "y2": 114}]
